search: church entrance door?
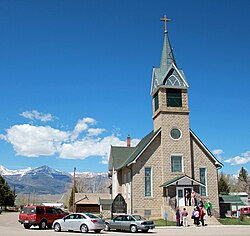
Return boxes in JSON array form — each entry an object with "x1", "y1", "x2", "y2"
[{"x1": 176, "y1": 187, "x2": 185, "y2": 207}]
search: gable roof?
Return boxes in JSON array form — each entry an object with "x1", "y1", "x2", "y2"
[
  {"x1": 190, "y1": 129, "x2": 223, "y2": 168},
  {"x1": 160, "y1": 175, "x2": 205, "y2": 187},
  {"x1": 109, "y1": 128, "x2": 161, "y2": 171},
  {"x1": 75, "y1": 193, "x2": 110, "y2": 205},
  {"x1": 109, "y1": 146, "x2": 135, "y2": 171},
  {"x1": 219, "y1": 194, "x2": 244, "y2": 205},
  {"x1": 110, "y1": 128, "x2": 222, "y2": 171}
]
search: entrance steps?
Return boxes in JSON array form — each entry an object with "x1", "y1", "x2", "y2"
[{"x1": 183, "y1": 206, "x2": 221, "y2": 226}]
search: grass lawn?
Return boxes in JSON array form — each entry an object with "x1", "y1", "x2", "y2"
[
  {"x1": 154, "y1": 219, "x2": 176, "y2": 226},
  {"x1": 219, "y1": 217, "x2": 250, "y2": 225}
]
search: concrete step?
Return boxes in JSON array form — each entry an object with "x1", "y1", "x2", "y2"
[{"x1": 182, "y1": 206, "x2": 220, "y2": 225}]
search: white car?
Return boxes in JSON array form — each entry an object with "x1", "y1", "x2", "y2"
[{"x1": 53, "y1": 213, "x2": 105, "y2": 233}]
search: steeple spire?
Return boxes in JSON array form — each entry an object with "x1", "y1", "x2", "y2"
[
  {"x1": 150, "y1": 15, "x2": 189, "y2": 96},
  {"x1": 159, "y1": 15, "x2": 176, "y2": 73}
]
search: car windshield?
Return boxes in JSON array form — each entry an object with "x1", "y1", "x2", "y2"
[
  {"x1": 132, "y1": 215, "x2": 146, "y2": 221},
  {"x1": 21, "y1": 207, "x2": 36, "y2": 214},
  {"x1": 85, "y1": 213, "x2": 98, "y2": 219}
]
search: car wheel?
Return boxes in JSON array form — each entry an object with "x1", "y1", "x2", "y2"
[
  {"x1": 104, "y1": 223, "x2": 110, "y2": 231},
  {"x1": 142, "y1": 229, "x2": 149, "y2": 233},
  {"x1": 24, "y1": 224, "x2": 31, "y2": 229},
  {"x1": 130, "y1": 225, "x2": 138, "y2": 233},
  {"x1": 39, "y1": 220, "x2": 47, "y2": 229},
  {"x1": 94, "y1": 229, "x2": 102, "y2": 233},
  {"x1": 80, "y1": 224, "x2": 89, "y2": 233},
  {"x1": 54, "y1": 223, "x2": 61, "y2": 232}
]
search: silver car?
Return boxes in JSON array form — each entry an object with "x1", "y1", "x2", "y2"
[
  {"x1": 105, "y1": 214, "x2": 155, "y2": 233},
  {"x1": 52, "y1": 213, "x2": 105, "y2": 233}
]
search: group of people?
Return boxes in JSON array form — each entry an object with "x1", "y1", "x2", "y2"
[{"x1": 175, "y1": 198, "x2": 213, "y2": 227}]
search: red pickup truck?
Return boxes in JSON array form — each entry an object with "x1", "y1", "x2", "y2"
[{"x1": 19, "y1": 205, "x2": 67, "y2": 229}]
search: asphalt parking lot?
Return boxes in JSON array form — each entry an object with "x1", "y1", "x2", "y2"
[{"x1": 0, "y1": 212, "x2": 250, "y2": 236}]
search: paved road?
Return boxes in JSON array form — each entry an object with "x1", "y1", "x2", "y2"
[{"x1": 0, "y1": 212, "x2": 250, "y2": 236}]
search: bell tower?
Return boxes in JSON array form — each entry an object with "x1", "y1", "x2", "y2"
[
  {"x1": 150, "y1": 16, "x2": 192, "y2": 177},
  {"x1": 151, "y1": 15, "x2": 190, "y2": 132}
]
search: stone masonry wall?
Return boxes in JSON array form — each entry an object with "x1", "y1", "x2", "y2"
[{"x1": 191, "y1": 137, "x2": 220, "y2": 218}]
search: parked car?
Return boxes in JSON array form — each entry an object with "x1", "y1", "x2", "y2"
[
  {"x1": 105, "y1": 214, "x2": 155, "y2": 233},
  {"x1": 53, "y1": 213, "x2": 105, "y2": 233},
  {"x1": 18, "y1": 205, "x2": 67, "y2": 229},
  {"x1": 231, "y1": 206, "x2": 250, "y2": 217},
  {"x1": 0, "y1": 208, "x2": 2, "y2": 214},
  {"x1": 239, "y1": 206, "x2": 250, "y2": 216}
]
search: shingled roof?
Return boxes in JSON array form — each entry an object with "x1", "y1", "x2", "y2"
[{"x1": 109, "y1": 128, "x2": 161, "y2": 171}]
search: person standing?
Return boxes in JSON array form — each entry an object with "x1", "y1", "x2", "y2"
[
  {"x1": 185, "y1": 190, "x2": 190, "y2": 206},
  {"x1": 176, "y1": 208, "x2": 181, "y2": 226},
  {"x1": 194, "y1": 206, "x2": 200, "y2": 226},
  {"x1": 205, "y1": 200, "x2": 213, "y2": 217},
  {"x1": 191, "y1": 190, "x2": 196, "y2": 206},
  {"x1": 199, "y1": 206, "x2": 205, "y2": 226},
  {"x1": 182, "y1": 208, "x2": 188, "y2": 227}
]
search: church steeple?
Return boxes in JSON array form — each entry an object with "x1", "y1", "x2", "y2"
[
  {"x1": 150, "y1": 15, "x2": 189, "y2": 97},
  {"x1": 151, "y1": 16, "x2": 190, "y2": 131}
]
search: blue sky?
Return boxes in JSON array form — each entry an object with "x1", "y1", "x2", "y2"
[{"x1": 0, "y1": 0, "x2": 250, "y2": 174}]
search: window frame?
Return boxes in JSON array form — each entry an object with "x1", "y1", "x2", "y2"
[
  {"x1": 154, "y1": 92, "x2": 159, "y2": 111},
  {"x1": 166, "y1": 88, "x2": 182, "y2": 107},
  {"x1": 200, "y1": 167, "x2": 207, "y2": 196},
  {"x1": 144, "y1": 167, "x2": 152, "y2": 197},
  {"x1": 171, "y1": 155, "x2": 183, "y2": 173}
]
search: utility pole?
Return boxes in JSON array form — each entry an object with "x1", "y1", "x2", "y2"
[{"x1": 73, "y1": 167, "x2": 76, "y2": 212}]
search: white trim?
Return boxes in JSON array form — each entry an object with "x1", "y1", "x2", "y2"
[
  {"x1": 128, "y1": 128, "x2": 161, "y2": 166},
  {"x1": 144, "y1": 166, "x2": 153, "y2": 197},
  {"x1": 190, "y1": 130, "x2": 223, "y2": 168},
  {"x1": 171, "y1": 154, "x2": 184, "y2": 173},
  {"x1": 169, "y1": 128, "x2": 182, "y2": 141},
  {"x1": 163, "y1": 175, "x2": 206, "y2": 188},
  {"x1": 199, "y1": 167, "x2": 208, "y2": 196},
  {"x1": 162, "y1": 63, "x2": 189, "y2": 88}
]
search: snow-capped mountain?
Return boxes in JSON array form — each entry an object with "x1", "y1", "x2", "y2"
[
  {"x1": 1, "y1": 165, "x2": 72, "y2": 194},
  {"x1": 0, "y1": 165, "x2": 109, "y2": 195},
  {"x1": 0, "y1": 165, "x2": 32, "y2": 176}
]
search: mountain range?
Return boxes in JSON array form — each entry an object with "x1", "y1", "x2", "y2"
[{"x1": 0, "y1": 165, "x2": 109, "y2": 195}]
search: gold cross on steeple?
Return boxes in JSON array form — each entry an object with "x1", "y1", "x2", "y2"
[{"x1": 160, "y1": 15, "x2": 171, "y2": 32}]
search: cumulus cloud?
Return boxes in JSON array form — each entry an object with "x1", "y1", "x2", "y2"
[
  {"x1": 71, "y1": 117, "x2": 96, "y2": 140},
  {"x1": 3, "y1": 124, "x2": 69, "y2": 157},
  {"x1": 0, "y1": 116, "x2": 141, "y2": 164},
  {"x1": 224, "y1": 151, "x2": 250, "y2": 165},
  {"x1": 60, "y1": 135, "x2": 126, "y2": 160},
  {"x1": 20, "y1": 110, "x2": 54, "y2": 122}
]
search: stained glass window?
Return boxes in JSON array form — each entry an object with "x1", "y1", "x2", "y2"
[
  {"x1": 200, "y1": 168, "x2": 207, "y2": 196},
  {"x1": 145, "y1": 167, "x2": 152, "y2": 197}
]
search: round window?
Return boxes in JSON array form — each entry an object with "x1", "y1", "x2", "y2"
[{"x1": 170, "y1": 128, "x2": 181, "y2": 140}]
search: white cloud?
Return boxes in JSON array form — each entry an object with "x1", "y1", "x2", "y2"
[
  {"x1": 87, "y1": 128, "x2": 106, "y2": 136},
  {"x1": 20, "y1": 110, "x2": 54, "y2": 122},
  {"x1": 60, "y1": 135, "x2": 126, "y2": 160},
  {"x1": 0, "y1": 116, "x2": 141, "y2": 164},
  {"x1": 71, "y1": 117, "x2": 96, "y2": 140},
  {"x1": 224, "y1": 151, "x2": 250, "y2": 165},
  {"x1": 3, "y1": 124, "x2": 68, "y2": 157}
]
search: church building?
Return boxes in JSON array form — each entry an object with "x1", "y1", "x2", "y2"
[{"x1": 108, "y1": 16, "x2": 223, "y2": 219}]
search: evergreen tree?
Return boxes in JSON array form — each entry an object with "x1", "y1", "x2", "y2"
[
  {"x1": 218, "y1": 172, "x2": 230, "y2": 194},
  {"x1": 69, "y1": 185, "x2": 78, "y2": 211},
  {"x1": 0, "y1": 175, "x2": 16, "y2": 209},
  {"x1": 238, "y1": 167, "x2": 248, "y2": 182},
  {"x1": 237, "y1": 167, "x2": 249, "y2": 192}
]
